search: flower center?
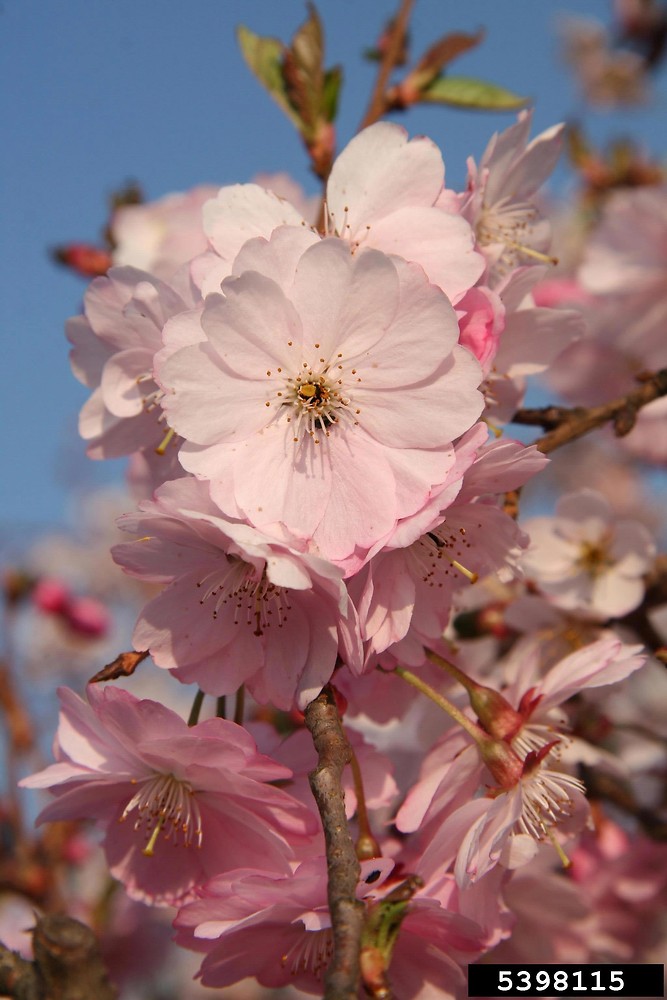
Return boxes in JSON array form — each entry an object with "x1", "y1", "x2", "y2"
[
  {"x1": 120, "y1": 772, "x2": 202, "y2": 857},
  {"x1": 517, "y1": 764, "x2": 585, "y2": 841},
  {"x1": 196, "y1": 558, "x2": 291, "y2": 636},
  {"x1": 477, "y1": 197, "x2": 556, "y2": 272},
  {"x1": 280, "y1": 927, "x2": 334, "y2": 979},
  {"x1": 264, "y1": 350, "x2": 363, "y2": 444},
  {"x1": 576, "y1": 538, "x2": 612, "y2": 577}
]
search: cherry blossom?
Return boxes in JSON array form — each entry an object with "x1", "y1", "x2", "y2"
[
  {"x1": 173, "y1": 858, "x2": 393, "y2": 993},
  {"x1": 174, "y1": 856, "x2": 491, "y2": 998},
  {"x1": 112, "y1": 477, "x2": 362, "y2": 709},
  {"x1": 353, "y1": 439, "x2": 546, "y2": 662},
  {"x1": 111, "y1": 186, "x2": 218, "y2": 281},
  {"x1": 397, "y1": 636, "x2": 644, "y2": 886},
  {"x1": 67, "y1": 266, "x2": 197, "y2": 486},
  {"x1": 521, "y1": 488, "x2": 656, "y2": 618},
  {"x1": 20, "y1": 686, "x2": 317, "y2": 906},
  {"x1": 198, "y1": 121, "x2": 485, "y2": 303},
  {"x1": 457, "y1": 110, "x2": 564, "y2": 284},
  {"x1": 157, "y1": 230, "x2": 484, "y2": 572}
]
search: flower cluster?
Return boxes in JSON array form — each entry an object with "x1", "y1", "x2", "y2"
[{"x1": 18, "y1": 105, "x2": 666, "y2": 1000}]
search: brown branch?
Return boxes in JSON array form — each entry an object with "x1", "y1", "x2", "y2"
[
  {"x1": 304, "y1": 686, "x2": 364, "y2": 1000},
  {"x1": 0, "y1": 914, "x2": 117, "y2": 999},
  {"x1": 358, "y1": 0, "x2": 416, "y2": 130},
  {"x1": 512, "y1": 368, "x2": 667, "y2": 454}
]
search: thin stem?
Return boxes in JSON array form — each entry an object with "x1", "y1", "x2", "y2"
[
  {"x1": 348, "y1": 743, "x2": 380, "y2": 859},
  {"x1": 390, "y1": 666, "x2": 488, "y2": 746},
  {"x1": 187, "y1": 689, "x2": 205, "y2": 727},
  {"x1": 234, "y1": 685, "x2": 245, "y2": 726},
  {"x1": 216, "y1": 695, "x2": 226, "y2": 719},
  {"x1": 424, "y1": 648, "x2": 476, "y2": 692},
  {"x1": 358, "y1": 0, "x2": 416, "y2": 130},
  {"x1": 305, "y1": 686, "x2": 364, "y2": 1000}
]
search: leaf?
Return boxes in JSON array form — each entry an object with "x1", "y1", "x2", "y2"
[
  {"x1": 236, "y1": 24, "x2": 301, "y2": 128},
  {"x1": 292, "y1": 2, "x2": 324, "y2": 79},
  {"x1": 283, "y1": 3, "x2": 326, "y2": 138},
  {"x1": 322, "y1": 65, "x2": 343, "y2": 122},
  {"x1": 420, "y1": 74, "x2": 528, "y2": 110},
  {"x1": 410, "y1": 30, "x2": 484, "y2": 90}
]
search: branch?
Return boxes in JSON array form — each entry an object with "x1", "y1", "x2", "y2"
[
  {"x1": 304, "y1": 686, "x2": 364, "y2": 1000},
  {"x1": 0, "y1": 914, "x2": 117, "y2": 999},
  {"x1": 358, "y1": 0, "x2": 415, "y2": 130},
  {"x1": 512, "y1": 369, "x2": 667, "y2": 454}
]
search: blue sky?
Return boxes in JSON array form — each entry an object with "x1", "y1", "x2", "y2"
[{"x1": 1, "y1": 0, "x2": 666, "y2": 550}]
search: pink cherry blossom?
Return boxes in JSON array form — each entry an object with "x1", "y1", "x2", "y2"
[
  {"x1": 397, "y1": 635, "x2": 644, "y2": 887},
  {"x1": 323, "y1": 121, "x2": 484, "y2": 303},
  {"x1": 157, "y1": 231, "x2": 483, "y2": 572},
  {"x1": 522, "y1": 489, "x2": 656, "y2": 618},
  {"x1": 67, "y1": 266, "x2": 198, "y2": 485},
  {"x1": 199, "y1": 121, "x2": 484, "y2": 304},
  {"x1": 174, "y1": 856, "x2": 490, "y2": 998},
  {"x1": 458, "y1": 110, "x2": 564, "y2": 285},
  {"x1": 484, "y1": 265, "x2": 584, "y2": 422},
  {"x1": 20, "y1": 686, "x2": 317, "y2": 906},
  {"x1": 173, "y1": 857, "x2": 393, "y2": 993},
  {"x1": 353, "y1": 439, "x2": 546, "y2": 661},
  {"x1": 267, "y1": 725, "x2": 399, "y2": 826},
  {"x1": 112, "y1": 477, "x2": 362, "y2": 709},
  {"x1": 111, "y1": 186, "x2": 218, "y2": 281}
]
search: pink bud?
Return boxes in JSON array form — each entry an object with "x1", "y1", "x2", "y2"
[
  {"x1": 32, "y1": 578, "x2": 71, "y2": 616},
  {"x1": 64, "y1": 597, "x2": 110, "y2": 639}
]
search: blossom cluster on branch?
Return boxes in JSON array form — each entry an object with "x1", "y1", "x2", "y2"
[{"x1": 5, "y1": 5, "x2": 667, "y2": 999}]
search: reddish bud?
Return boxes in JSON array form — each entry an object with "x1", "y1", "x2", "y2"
[
  {"x1": 52, "y1": 243, "x2": 112, "y2": 278},
  {"x1": 360, "y1": 945, "x2": 390, "y2": 999},
  {"x1": 32, "y1": 578, "x2": 71, "y2": 616},
  {"x1": 63, "y1": 597, "x2": 110, "y2": 639}
]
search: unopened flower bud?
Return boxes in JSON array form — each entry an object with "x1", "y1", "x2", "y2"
[
  {"x1": 32, "y1": 578, "x2": 71, "y2": 616},
  {"x1": 52, "y1": 243, "x2": 112, "y2": 278},
  {"x1": 64, "y1": 596, "x2": 110, "y2": 639}
]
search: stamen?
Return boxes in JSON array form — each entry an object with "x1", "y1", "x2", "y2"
[
  {"x1": 280, "y1": 928, "x2": 334, "y2": 978},
  {"x1": 196, "y1": 558, "x2": 291, "y2": 634},
  {"x1": 155, "y1": 426, "x2": 176, "y2": 455},
  {"x1": 420, "y1": 531, "x2": 478, "y2": 584},
  {"x1": 275, "y1": 362, "x2": 358, "y2": 444},
  {"x1": 547, "y1": 827, "x2": 572, "y2": 869},
  {"x1": 120, "y1": 772, "x2": 203, "y2": 856}
]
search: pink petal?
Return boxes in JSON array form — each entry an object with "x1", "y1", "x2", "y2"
[
  {"x1": 203, "y1": 184, "x2": 306, "y2": 260},
  {"x1": 326, "y1": 122, "x2": 445, "y2": 232}
]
